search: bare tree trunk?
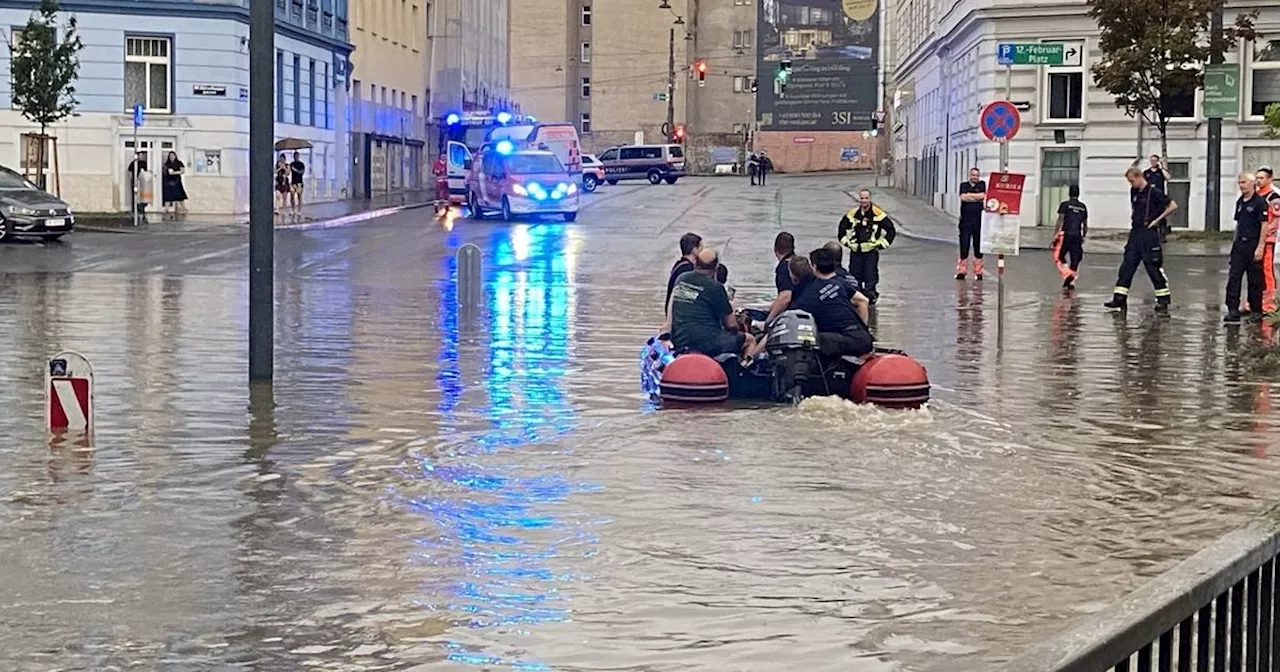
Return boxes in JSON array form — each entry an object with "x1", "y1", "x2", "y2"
[{"x1": 37, "y1": 124, "x2": 46, "y2": 190}]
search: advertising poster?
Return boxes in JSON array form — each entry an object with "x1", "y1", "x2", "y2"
[
  {"x1": 756, "y1": 0, "x2": 880, "y2": 131},
  {"x1": 985, "y1": 172, "x2": 1025, "y2": 215}
]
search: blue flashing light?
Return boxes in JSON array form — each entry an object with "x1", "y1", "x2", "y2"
[
  {"x1": 526, "y1": 116, "x2": 536, "y2": 123},
  {"x1": 496, "y1": 111, "x2": 513, "y2": 124},
  {"x1": 445, "y1": 113, "x2": 461, "y2": 126},
  {"x1": 495, "y1": 140, "x2": 515, "y2": 155}
]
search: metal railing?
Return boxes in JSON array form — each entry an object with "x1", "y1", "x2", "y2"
[{"x1": 997, "y1": 507, "x2": 1280, "y2": 672}]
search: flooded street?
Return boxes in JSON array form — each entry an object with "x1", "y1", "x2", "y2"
[{"x1": 2, "y1": 175, "x2": 1278, "y2": 671}]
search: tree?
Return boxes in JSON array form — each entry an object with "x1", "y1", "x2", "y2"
[
  {"x1": 1089, "y1": 0, "x2": 1256, "y2": 162},
  {"x1": 1263, "y1": 102, "x2": 1280, "y2": 140},
  {"x1": 9, "y1": 0, "x2": 83, "y2": 188}
]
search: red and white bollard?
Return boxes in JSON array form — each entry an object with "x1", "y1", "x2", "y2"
[{"x1": 46, "y1": 350, "x2": 94, "y2": 433}]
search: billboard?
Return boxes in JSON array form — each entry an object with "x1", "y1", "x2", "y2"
[{"x1": 756, "y1": 0, "x2": 880, "y2": 131}]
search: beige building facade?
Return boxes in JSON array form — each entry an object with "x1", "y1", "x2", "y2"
[
  {"x1": 509, "y1": 0, "x2": 754, "y2": 167},
  {"x1": 348, "y1": 0, "x2": 431, "y2": 196}
]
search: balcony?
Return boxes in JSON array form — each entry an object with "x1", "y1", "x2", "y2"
[{"x1": 349, "y1": 100, "x2": 427, "y2": 141}]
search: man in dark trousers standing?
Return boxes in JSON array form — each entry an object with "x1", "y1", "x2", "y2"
[
  {"x1": 837, "y1": 188, "x2": 895, "y2": 304},
  {"x1": 956, "y1": 167, "x2": 986, "y2": 280},
  {"x1": 1104, "y1": 167, "x2": 1178, "y2": 311},
  {"x1": 1052, "y1": 185, "x2": 1088, "y2": 289},
  {"x1": 1225, "y1": 171, "x2": 1270, "y2": 323},
  {"x1": 1143, "y1": 155, "x2": 1170, "y2": 194}
]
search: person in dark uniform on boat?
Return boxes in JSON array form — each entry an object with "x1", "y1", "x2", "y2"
[
  {"x1": 792, "y1": 247, "x2": 874, "y2": 358},
  {"x1": 765, "y1": 231, "x2": 797, "y2": 322},
  {"x1": 664, "y1": 248, "x2": 763, "y2": 358},
  {"x1": 665, "y1": 232, "x2": 702, "y2": 312}
]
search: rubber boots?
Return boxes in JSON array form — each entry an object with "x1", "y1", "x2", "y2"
[
  {"x1": 974, "y1": 258, "x2": 985, "y2": 280},
  {"x1": 955, "y1": 258, "x2": 967, "y2": 280}
]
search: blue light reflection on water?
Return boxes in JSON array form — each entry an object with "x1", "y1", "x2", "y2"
[{"x1": 403, "y1": 222, "x2": 597, "y2": 669}]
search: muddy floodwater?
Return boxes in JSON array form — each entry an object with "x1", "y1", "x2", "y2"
[{"x1": 1, "y1": 177, "x2": 1278, "y2": 671}]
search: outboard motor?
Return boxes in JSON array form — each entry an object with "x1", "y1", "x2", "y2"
[{"x1": 765, "y1": 310, "x2": 822, "y2": 402}]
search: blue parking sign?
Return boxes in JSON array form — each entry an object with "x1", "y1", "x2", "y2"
[{"x1": 132, "y1": 104, "x2": 144, "y2": 127}]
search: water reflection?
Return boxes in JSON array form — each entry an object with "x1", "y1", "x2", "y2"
[{"x1": 407, "y1": 222, "x2": 597, "y2": 668}]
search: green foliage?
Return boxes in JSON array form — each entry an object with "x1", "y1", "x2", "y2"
[
  {"x1": 1089, "y1": 0, "x2": 1256, "y2": 152},
  {"x1": 1263, "y1": 102, "x2": 1280, "y2": 140},
  {"x1": 9, "y1": 0, "x2": 82, "y2": 133}
]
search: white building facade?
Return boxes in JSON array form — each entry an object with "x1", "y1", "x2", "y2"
[
  {"x1": 890, "y1": 0, "x2": 1280, "y2": 231},
  {"x1": 0, "y1": 0, "x2": 352, "y2": 215}
]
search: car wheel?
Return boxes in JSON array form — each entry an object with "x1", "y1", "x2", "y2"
[
  {"x1": 606, "y1": 179, "x2": 618, "y2": 185},
  {"x1": 583, "y1": 174, "x2": 598, "y2": 192},
  {"x1": 501, "y1": 197, "x2": 514, "y2": 221},
  {"x1": 469, "y1": 192, "x2": 486, "y2": 219},
  {"x1": 647, "y1": 170, "x2": 663, "y2": 185},
  {"x1": 664, "y1": 176, "x2": 679, "y2": 185},
  {"x1": 563, "y1": 211, "x2": 577, "y2": 222}
]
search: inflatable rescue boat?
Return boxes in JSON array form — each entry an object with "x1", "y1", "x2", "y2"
[{"x1": 640, "y1": 309, "x2": 930, "y2": 408}]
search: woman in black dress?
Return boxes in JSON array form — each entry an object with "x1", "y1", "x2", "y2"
[
  {"x1": 162, "y1": 151, "x2": 188, "y2": 217},
  {"x1": 275, "y1": 153, "x2": 292, "y2": 215}
]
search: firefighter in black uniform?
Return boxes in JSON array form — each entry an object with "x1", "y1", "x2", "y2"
[
  {"x1": 1053, "y1": 185, "x2": 1088, "y2": 289},
  {"x1": 1104, "y1": 167, "x2": 1178, "y2": 311},
  {"x1": 837, "y1": 188, "x2": 896, "y2": 304},
  {"x1": 1225, "y1": 171, "x2": 1269, "y2": 323}
]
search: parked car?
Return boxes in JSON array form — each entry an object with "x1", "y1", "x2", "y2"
[
  {"x1": 597, "y1": 144, "x2": 686, "y2": 185},
  {"x1": 581, "y1": 154, "x2": 605, "y2": 192},
  {"x1": 0, "y1": 166, "x2": 74, "y2": 241},
  {"x1": 466, "y1": 141, "x2": 579, "y2": 222}
]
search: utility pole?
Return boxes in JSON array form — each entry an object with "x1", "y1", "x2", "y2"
[
  {"x1": 248, "y1": 0, "x2": 274, "y2": 381},
  {"x1": 1205, "y1": 1, "x2": 1225, "y2": 232},
  {"x1": 666, "y1": 27, "x2": 676, "y2": 143}
]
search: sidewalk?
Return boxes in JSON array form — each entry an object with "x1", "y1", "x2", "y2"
[
  {"x1": 867, "y1": 186, "x2": 1234, "y2": 257},
  {"x1": 76, "y1": 190, "x2": 435, "y2": 233}
]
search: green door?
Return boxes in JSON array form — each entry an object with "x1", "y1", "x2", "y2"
[{"x1": 1039, "y1": 149, "x2": 1080, "y2": 226}]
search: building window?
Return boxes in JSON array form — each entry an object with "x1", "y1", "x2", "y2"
[
  {"x1": 733, "y1": 30, "x2": 753, "y2": 49},
  {"x1": 124, "y1": 36, "x2": 171, "y2": 113},
  {"x1": 307, "y1": 58, "x2": 316, "y2": 126},
  {"x1": 580, "y1": 112, "x2": 591, "y2": 133},
  {"x1": 581, "y1": 4, "x2": 591, "y2": 26},
  {"x1": 1042, "y1": 40, "x2": 1084, "y2": 122},
  {"x1": 292, "y1": 54, "x2": 301, "y2": 125},
  {"x1": 735, "y1": 0, "x2": 749, "y2": 5},
  {"x1": 581, "y1": 42, "x2": 591, "y2": 63},
  {"x1": 1160, "y1": 85, "x2": 1197, "y2": 120},
  {"x1": 581, "y1": 77, "x2": 591, "y2": 98},
  {"x1": 323, "y1": 62, "x2": 331, "y2": 129},
  {"x1": 276, "y1": 50, "x2": 285, "y2": 122},
  {"x1": 733, "y1": 75, "x2": 745, "y2": 92},
  {"x1": 1249, "y1": 40, "x2": 1280, "y2": 118}
]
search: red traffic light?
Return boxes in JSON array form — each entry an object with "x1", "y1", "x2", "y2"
[
  {"x1": 696, "y1": 60, "x2": 707, "y2": 73},
  {"x1": 673, "y1": 124, "x2": 686, "y2": 141}
]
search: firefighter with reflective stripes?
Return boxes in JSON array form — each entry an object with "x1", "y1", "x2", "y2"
[
  {"x1": 1104, "y1": 167, "x2": 1177, "y2": 311},
  {"x1": 837, "y1": 188, "x2": 896, "y2": 304},
  {"x1": 1255, "y1": 166, "x2": 1280, "y2": 315}
]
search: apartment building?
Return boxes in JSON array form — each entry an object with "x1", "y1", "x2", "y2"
[
  {"x1": 0, "y1": 0, "x2": 352, "y2": 215},
  {"x1": 509, "y1": 0, "x2": 755, "y2": 168},
  {"x1": 890, "y1": 0, "x2": 1280, "y2": 230},
  {"x1": 349, "y1": 0, "x2": 430, "y2": 196},
  {"x1": 432, "y1": 0, "x2": 512, "y2": 115}
]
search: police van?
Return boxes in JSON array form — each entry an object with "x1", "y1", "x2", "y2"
[{"x1": 596, "y1": 144, "x2": 686, "y2": 185}]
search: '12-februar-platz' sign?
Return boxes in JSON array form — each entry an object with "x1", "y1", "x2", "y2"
[{"x1": 756, "y1": 0, "x2": 879, "y2": 132}]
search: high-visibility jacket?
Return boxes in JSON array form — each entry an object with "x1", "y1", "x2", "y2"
[
  {"x1": 1260, "y1": 184, "x2": 1280, "y2": 244},
  {"x1": 838, "y1": 205, "x2": 896, "y2": 253}
]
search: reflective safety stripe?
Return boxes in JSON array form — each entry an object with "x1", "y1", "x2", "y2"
[
  {"x1": 1113, "y1": 286, "x2": 1130, "y2": 295},
  {"x1": 1154, "y1": 287, "x2": 1171, "y2": 297}
]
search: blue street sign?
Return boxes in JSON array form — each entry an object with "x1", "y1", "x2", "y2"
[
  {"x1": 997, "y1": 44, "x2": 1014, "y2": 66},
  {"x1": 132, "y1": 104, "x2": 144, "y2": 127}
]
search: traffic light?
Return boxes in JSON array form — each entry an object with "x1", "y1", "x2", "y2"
[
  {"x1": 750, "y1": 77, "x2": 758, "y2": 93},
  {"x1": 696, "y1": 60, "x2": 707, "y2": 87},
  {"x1": 673, "y1": 124, "x2": 686, "y2": 142},
  {"x1": 776, "y1": 57, "x2": 792, "y2": 97}
]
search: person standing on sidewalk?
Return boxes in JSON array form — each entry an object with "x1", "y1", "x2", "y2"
[
  {"x1": 747, "y1": 152, "x2": 759, "y2": 186},
  {"x1": 289, "y1": 151, "x2": 307, "y2": 218},
  {"x1": 757, "y1": 152, "x2": 772, "y2": 186},
  {"x1": 1254, "y1": 166, "x2": 1280, "y2": 314},
  {"x1": 1224, "y1": 172, "x2": 1269, "y2": 324},
  {"x1": 1104, "y1": 167, "x2": 1177, "y2": 311},
  {"x1": 838, "y1": 188, "x2": 895, "y2": 304},
  {"x1": 956, "y1": 168, "x2": 986, "y2": 280},
  {"x1": 1052, "y1": 185, "x2": 1088, "y2": 289}
]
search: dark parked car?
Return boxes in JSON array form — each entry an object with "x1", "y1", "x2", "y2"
[{"x1": 0, "y1": 166, "x2": 74, "y2": 241}]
